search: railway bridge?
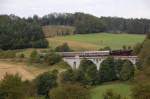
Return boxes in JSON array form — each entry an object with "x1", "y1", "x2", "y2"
[{"x1": 60, "y1": 51, "x2": 138, "y2": 70}]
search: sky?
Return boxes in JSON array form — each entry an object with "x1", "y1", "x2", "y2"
[{"x1": 0, "y1": 0, "x2": 150, "y2": 19}]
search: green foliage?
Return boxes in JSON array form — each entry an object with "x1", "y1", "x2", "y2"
[
  {"x1": 103, "y1": 89, "x2": 127, "y2": 99},
  {"x1": 132, "y1": 84, "x2": 150, "y2": 99},
  {"x1": 29, "y1": 50, "x2": 40, "y2": 63},
  {"x1": 61, "y1": 59, "x2": 98, "y2": 85},
  {"x1": 115, "y1": 59, "x2": 125, "y2": 78},
  {"x1": 0, "y1": 50, "x2": 16, "y2": 59},
  {"x1": 79, "y1": 59, "x2": 98, "y2": 85},
  {"x1": 120, "y1": 60, "x2": 134, "y2": 81},
  {"x1": 34, "y1": 71, "x2": 57, "y2": 96},
  {"x1": 49, "y1": 83, "x2": 90, "y2": 99},
  {"x1": 99, "y1": 57, "x2": 117, "y2": 82},
  {"x1": 0, "y1": 74, "x2": 27, "y2": 99},
  {"x1": 99, "y1": 46, "x2": 111, "y2": 51},
  {"x1": 55, "y1": 43, "x2": 72, "y2": 52},
  {"x1": 91, "y1": 83, "x2": 132, "y2": 99},
  {"x1": 0, "y1": 15, "x2": 48, "y2": 50},
  {"x1": 38, "y1": 12, "x2": 150, "y2": 34},
  {"x1": 44, "y1": 51, "x2": 62, "y2": 65},
  {"x1": 133, "y1": 43, "x2": 142, "y2": 55},
  {"x1": 17, "y1": 53, "x2": 25, "y2": 58},
  {"x1": 139, "y1": 39, "x2": 150, "y2": 62}
]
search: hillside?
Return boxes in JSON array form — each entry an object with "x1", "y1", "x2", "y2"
[
  {"x1": 91, "y1": 83, "x2": 132, "y2": 99},
  {"x1": 0, "y1": 60, "x2": 64, "y2": 81},
  {"x1": 47, "y1": 33, "x2": 145, "y2": 51},
  {"x1": 42, "y1": 25, "x2": 75, "y2": 37}
]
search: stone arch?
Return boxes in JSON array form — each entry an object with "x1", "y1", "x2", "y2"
[{"x1": 79, "y1": 59, "x2": 97, "y2": 70}]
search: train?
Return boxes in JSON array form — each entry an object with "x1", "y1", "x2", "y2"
[{"x1": 60, "y1": 50, "x2": 133, "y2": 57}]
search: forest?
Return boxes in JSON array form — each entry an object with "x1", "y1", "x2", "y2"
[
  {"x1": 0, "y1": 15, "x2": 48, "y2": 50},
  {"x1": 1, "y1": 13, "x2": 150, "y2": 50},
  {"x1": 29, "y1": 12, "x2": 150, "y2": 34}
]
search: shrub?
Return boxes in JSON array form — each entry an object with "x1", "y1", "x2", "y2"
[
  {"x1": 29, "y1": 50, "x2": 40, "y2": 63},
  {"x1": 103, "y1": 89, "x2": 127, "y2": 99},
  {"x1": 0, "y1": 74, "x2": 27, "y2": 99},
  {"x1": 44, "y1": 52, "x2": 62, "y2": 65},
  {"x1": 98, "y1": 57, "x2": 117, "y2": 82},
  {"x1": 79, "y1": 59, "x2": 98, "y2": 85},
  {"x1": 120, "y1": 60, "x2": 135, "y2": 81},
  {"x1": 49, "y1": 83, "x2": 90, "y2": 99},
  {"x1": 0, "y1": 50, "x2": 16, "y2": 59},
  {"x1": 55, "y1": 43, "x2": 72, "y2": 52},
  {"x1": 34, "y1": 71, "x2": 57, "y2": 97}
]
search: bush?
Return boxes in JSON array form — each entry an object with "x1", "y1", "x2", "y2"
[
  {"x1": 98, "y1": 57, "x2": 117, "y2": 82},
  {"x1": 120, "y1": 60, "x2": 135, "y2": 81},
  {"x1": 103, "y1": 89, "x2": 127, "y2": 99},
  {"x1": 55, "y1": 43, "x2": 72, "y2": 52},
  {"x1": 49, "y1": 83, "x2": 90, "y2": 99},
  {"x1": 132, "y1": 84, "x2": 150, "y2": 99},
  {"x1": 0, "y1": 50, "x2": 16, "y2": 59},
  {"x1": 34, "y1": 71, "x2": 57, "y2": 97},
  {"x1": 99, "y1": 46, "x2": 111, "y2": 51},
  {"x1": 0, "y1": 74, "x2": 27, "y2": 99},
  {"x1": 44, "y1": 51, "x2": 62, "y2": 65},
  {"x1": 79, "y1": 59, "x2": 98, "y2": 85},
  {"x1": 29, "y1": 50, "x2": 40, "y2": 63}
]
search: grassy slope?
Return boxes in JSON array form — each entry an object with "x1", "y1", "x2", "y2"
[
  {"x1": 0, "y1": 60, "x2": 66, "y2": 81},
  {"x1": 47, "y1": 33, "x2": 145, "y2": 51},
  {"x1": 91, "y1": 83, "x2": 132, "y2": 99}
]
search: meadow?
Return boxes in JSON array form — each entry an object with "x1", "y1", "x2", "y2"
[
  {"x1": 91, "y1": 83, "x2": 132, "y2": 99},
  {"x1": 47, "y1": 33, "x2": 145, "y2": 51}
]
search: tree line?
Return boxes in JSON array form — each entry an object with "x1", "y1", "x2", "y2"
[
  {"x1": 27, "y1": 12, "x2": 150, "y2": 34},
  {"x1": 0, "y1": 15, "x2": 48, "y2": 50}
]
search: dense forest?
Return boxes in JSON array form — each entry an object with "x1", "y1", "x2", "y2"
[
  {"x1": 1, "y1": 12, "x2": 150, "y2": 50},
  {"x1": 0, "y1": 15, "x2": 48, "y2": 50},
  {"x1": 27, "y1": 12, "x2": 150, "y2": 34}
]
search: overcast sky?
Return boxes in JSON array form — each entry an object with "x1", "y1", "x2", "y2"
[{"x1": 0, "y1": 0, "x2": 150, "y2": 18}]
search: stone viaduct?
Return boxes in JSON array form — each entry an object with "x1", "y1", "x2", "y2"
[{"x1": 60, "y1": 51, "x2": 138, "y2": 70}]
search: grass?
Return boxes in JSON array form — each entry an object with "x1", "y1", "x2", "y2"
[
  {"x1": 47, "y1": 33, "x2": 145, "y2": 51},
  {"x1": 0, "y1": 60, "x2": 67, "y2": 81},
  {"x1": 91, "y1": 83, "x2": 132, "y2": 99}
]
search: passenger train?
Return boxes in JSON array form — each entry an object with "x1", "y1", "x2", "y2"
[{"x1": 60, "y1": 50, "x2": 133, "y2": 57}]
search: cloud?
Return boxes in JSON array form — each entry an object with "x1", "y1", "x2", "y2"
[{"x1": 0, "y1": 0, "x2": 150, "y2": 19}]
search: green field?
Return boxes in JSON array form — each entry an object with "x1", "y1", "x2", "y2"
[
  {"x1": 91, "y1": 83, "x2": 132, "y2": 99},
  {"x1": 47, "y1": 33, "x2": 145, "y2": 51}
]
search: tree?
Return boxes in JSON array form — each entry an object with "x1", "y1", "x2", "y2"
[
  {"x1": 133, "y1": 43, "x2": 142, "y2": 55},
  {"x1": 0, "y1": 74, "x2": 27, "y2": 99},
  {"x1": 120, "y1": 60, "x2": 135, "y2": 81},
  {"x1": 132, "y1": 34, "x2": 150, "y2": 99},
  {"x1": 79, "y1": 59, "x2": 98, "y2": 85},
  {"x1": 98, "y1": 57, "x2": 117, "y2": 82},
  {"x1": 55, "y1": 43, "x2": 72, "y2": 52},
  {"x1": 132, "y1": 84, "x2": 150, "y2": 99},
  {"x1": 115, "y1": 59, "x2": 124, "y2": 78},
  {"x1": 49, "y1": 83, "x2": 90, "y2": 99},
  {"x1": 29, "y1": 50, "x2": 40, "y2": 63},
  {"x1": 34, "y1": 71, "x2": 57, "y2": 97},
  {"x1": 44, "y1": 51, "x2": 62, "y2": 65},
  {"x1": 61, "y1": 68, "x2": 85, "y2": 84},
  {"x1": 0, "y1": 15, "x2": 48, "y2": 50}
]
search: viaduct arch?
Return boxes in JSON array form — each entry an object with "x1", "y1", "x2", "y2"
[{"x1": 60, "y1": 51, "x2": 138, "y2": 70}]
